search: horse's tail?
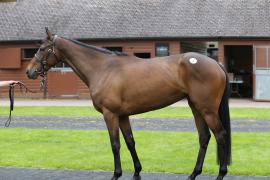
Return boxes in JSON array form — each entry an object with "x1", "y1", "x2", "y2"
[{"x1": 218, "y1": 64, "x2": 232, "y2": 165}]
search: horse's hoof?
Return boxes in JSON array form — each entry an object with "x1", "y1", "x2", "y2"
[
  {"x1": 111, "y1": 171, "x2": 122, "y2": 180},
  {"x1": 132, "y1": 174, "x2": 141, "y2": 180},
  {"x1": 111, "y1": 177, "x2": 119, "y2": 180},
  {"x1": 186, "y1": 175, "x2": 195, "y2": 180},
  {"x1": 216, "y1": 176, "x2": 224, "y2": 180}
]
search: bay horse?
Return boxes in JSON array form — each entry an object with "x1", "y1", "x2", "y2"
[{"x1": 26, "y1": 28, "x2": 231, "y2": 180}]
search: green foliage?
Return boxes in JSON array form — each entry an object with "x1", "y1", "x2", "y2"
[{"x1": 0, "y1": 129, "x2": 269, "y2": 176}]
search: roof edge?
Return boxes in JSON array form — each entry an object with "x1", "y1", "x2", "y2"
[{"x1": 1, "y1": 36, "x2": 270, "y2": 43}]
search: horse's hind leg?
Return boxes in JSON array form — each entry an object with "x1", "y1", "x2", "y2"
[
  {"x1": 119, "y1": 116, "x2": 142, "y2": 180},
  {"x1": 203, "y1": 112, "x2": 228, "y2": 180},
  {"x1": 187, "y1": 99, "x2": 211, "y2": 180},
  {"x1": 188, "y1": 97, "x2": 229, "y2": 180}
]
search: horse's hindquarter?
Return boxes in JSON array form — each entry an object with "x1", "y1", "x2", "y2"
[
  {"x1": 182, "y1": 52, "x2": 226, "y2": 109},
  {"x1": 93, "y1": 56, "x2": 187, "y2": 115}
]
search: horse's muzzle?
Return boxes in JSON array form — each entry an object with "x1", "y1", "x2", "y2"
[{"x1": 26, "y1": 68, "x2": 39, "y2": 79}]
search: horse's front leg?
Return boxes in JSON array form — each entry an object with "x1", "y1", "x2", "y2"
[
  {"x1": 119, "y1": 116, "x2": 142, "y2": 180},
  {"x1": 103, "y1": 108, "x2": 122, "y2": 180}
]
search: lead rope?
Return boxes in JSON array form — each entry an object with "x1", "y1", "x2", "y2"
[
  {"x1": 40, "y1": 72, "x2": 47, "y2": 91},
  {"x1": 5, "y1": 84, "x2": 14, "y2": 127},
  {"x1": 4, "y1": 82, "x2": 37, "y2": 127}
]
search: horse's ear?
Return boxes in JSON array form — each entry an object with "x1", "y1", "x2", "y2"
[{"x1": 45, "y1": 27, "x2": 53, "y2": 40}]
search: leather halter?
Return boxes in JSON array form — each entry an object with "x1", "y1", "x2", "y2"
[
  {"x1": 34, "y1": 35, "x2": 60, "y2": 90},
  {"x1": 34, "y1": 35, "x2": 59, "y2": 75}
]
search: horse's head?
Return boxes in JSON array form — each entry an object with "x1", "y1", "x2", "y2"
[{"x1": 26, "y1": 27, "x2": 62, "y2": 79}]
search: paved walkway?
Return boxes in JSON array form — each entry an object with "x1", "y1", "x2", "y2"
[
  {"x1": 1, "y1": 98, "x2": 270, "y2": 108},
  {"x1": 1, "y1": 116, "x2": 269, "y2": 132},
  {"x1": 0, "y1": 167, "x2": 268, "y2": 180}
]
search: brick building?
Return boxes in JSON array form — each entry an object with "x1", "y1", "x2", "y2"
[{"x1": 1, "y1": 0, "x2": 270, "y2": 100}]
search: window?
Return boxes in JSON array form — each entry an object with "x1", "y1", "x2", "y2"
[
  {"x1": 51, "y1": 62, "x2": 72, "y2": 72},
  {"x1": 103, "y1": 47, "x2": 123, "y2": 52},
  {"x1": 207, "y1": 48, "x2": 218, "y2": 61},
  {"x1": 22, "y1": 48, "x2": 38, "y2": 59},
  {"x1": 134, "y1": 52, "x2": 151, "y2": 59},
  {"x1": 155, "y1": 43, "x2": 169, "y2": 57},
  {"x1": 54, "y1": 62, "x2": 70, "y2": 68}
]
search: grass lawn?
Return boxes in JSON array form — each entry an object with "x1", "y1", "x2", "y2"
[
  {"x1": 1, "y1": 106, "x2": 270, "y2": 119},
  {"x1": 0, "y1": 128, "x2": 269, "y2": 176}
]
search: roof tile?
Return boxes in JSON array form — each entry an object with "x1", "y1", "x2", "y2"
[{"x1": 0, "y1": 0, "x2": 270, "y2": 41}]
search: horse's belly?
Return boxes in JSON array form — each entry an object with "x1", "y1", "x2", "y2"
[{"x1": 121, "y1": 87, "x2": 186, "y2": 115}]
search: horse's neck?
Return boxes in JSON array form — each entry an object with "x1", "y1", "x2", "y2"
[{"x1": 57, "y1": 38, "x2": 107, "y2": 86}]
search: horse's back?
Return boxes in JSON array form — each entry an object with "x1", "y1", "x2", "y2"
[{"x1": 91, "y1": 52, "x2": 226, "y2": 115}]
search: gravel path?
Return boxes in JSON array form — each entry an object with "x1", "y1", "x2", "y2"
[{"x1": 0, "y1": 116, "x2": 269, "y2": 132}]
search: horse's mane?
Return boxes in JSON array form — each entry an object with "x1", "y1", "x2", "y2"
[{"x1": 66, "y1": 38, "x2": 128, "y2": 56}]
